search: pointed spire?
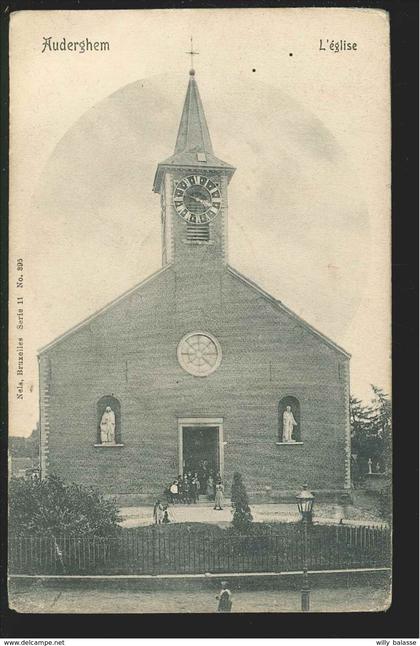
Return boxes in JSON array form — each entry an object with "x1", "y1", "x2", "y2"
[
  {"x1": 174, "y1": 70, "x2": 214, "y2": 156},
  {"x1": 153, "y1": 68, "x2": 235, "y2": 193}
]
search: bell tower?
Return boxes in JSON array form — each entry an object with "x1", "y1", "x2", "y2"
[{"x1": 152, "y1": 68, "x2": 235, "y2": 275}]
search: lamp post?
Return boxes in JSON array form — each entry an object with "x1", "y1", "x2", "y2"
[{"x1": 296, "y1": 484, "x2": 315, "y2": 612}]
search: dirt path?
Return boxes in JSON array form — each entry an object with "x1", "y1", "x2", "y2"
[{"x1": 9, "y1": 582, "x2": 390, "y2": 614}]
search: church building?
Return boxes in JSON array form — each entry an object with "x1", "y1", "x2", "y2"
[{"x1": 38, "y1": 68, "x2": 352, "y2": 502}]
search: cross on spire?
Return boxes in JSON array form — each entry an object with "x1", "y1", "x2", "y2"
[{"x1": 186, "y1": 36, "x2": 199, "y2": 73}]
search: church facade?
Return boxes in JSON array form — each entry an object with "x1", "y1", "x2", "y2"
[{"x1": 38, "y1": 70, "x2": 351, "y2": 502}]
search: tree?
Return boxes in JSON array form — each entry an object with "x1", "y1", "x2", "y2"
[
  {"x1": 350, "y1": 396, "x2": 370, "y2": 436},
  {"x1": 369, "y1": 385, "x2": 392, "y2": 435},
  {"x1": 230, "y1": 472, "x2": 253, "y2": 531},
  {"x1": 350, "y1": 385, "x2": 392, "y2": 476},
  {"x1": 369, "y1": 385, "x2": 392, "y2": 474},
  {"x1": 9, "y1": 474, "x2": 122, "y2": 537}
]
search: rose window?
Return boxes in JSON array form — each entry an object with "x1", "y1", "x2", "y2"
[{"x1": 177, "y1": 332, "x2": 222, "y2": 377}]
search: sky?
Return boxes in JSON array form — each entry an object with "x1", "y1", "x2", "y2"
[{"x1": 9, "y1": 8, "x2": 391, "y2": 436}]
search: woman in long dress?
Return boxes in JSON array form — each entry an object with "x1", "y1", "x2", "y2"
[
  {"x1": 214, "y1": 481, "x2": 224, "y2": 510},
  {"x1": 153, "y1": 500, "x2": 164, "y2": 524},
  {"x1": 156, "y1": 501, "x2": 164, "y2": 524}
]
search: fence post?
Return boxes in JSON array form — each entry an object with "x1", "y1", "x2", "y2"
[{"x1": 152, "y1": 526, "x2": 157, "y2": 575}]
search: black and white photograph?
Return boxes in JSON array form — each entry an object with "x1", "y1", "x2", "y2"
[{"x1": 7, "y1": 7, "x2": 392, "y2": 616}]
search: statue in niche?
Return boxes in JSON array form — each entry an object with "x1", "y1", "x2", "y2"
[
  {"x1": 282, "y1": 405, "x2": 298, "y2": 443},
  {"x1": 100, "y1": 406, "x2": 116, "y2": 444}
]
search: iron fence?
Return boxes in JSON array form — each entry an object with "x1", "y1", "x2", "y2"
[{"x1": 9, "y1": 523, "x2": 391, "y2": 576}]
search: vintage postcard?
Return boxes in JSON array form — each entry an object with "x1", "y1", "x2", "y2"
[{"x1": 8, "y1": 7, "x2": 391, "y2": 614}]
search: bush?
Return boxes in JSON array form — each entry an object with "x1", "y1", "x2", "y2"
[
  {"x1": 378, "y1": 486, "x2": 392, "y2": 523},
  {"x1": 230, "y1": 472, "x2": 253, "y2": 531},
  {"x1": 9, "y1": 474, "x2": 121, "y2": 537}
]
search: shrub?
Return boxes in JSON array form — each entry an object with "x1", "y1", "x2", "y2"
[
  {"x1": 378, "y1": 486, "x2": 392, "y2": 523},
  {"x1": 230, "y1": 472, "x2": 253, "y2": 531},
  {"x1": 9, "y1": 474, "x2": 121, "y2": 537}
]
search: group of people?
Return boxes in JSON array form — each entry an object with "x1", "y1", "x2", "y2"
[
  {"x1": 164, "y1": 470, "x2": 225, "y2": 510},
  {"x1": 165, "y1": 473, "x2": 201, "y2": 504}
]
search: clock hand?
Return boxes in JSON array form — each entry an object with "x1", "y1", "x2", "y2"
[
  {"x1": 190, "y1": 195, "x2": 212, "y2": 207},
  {"x1": 200, "y1": 198, "x2": 212, "y2": 208}
]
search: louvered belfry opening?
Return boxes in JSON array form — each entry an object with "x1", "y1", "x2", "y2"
[{"x1": 186, "y1": 223, "x2": 210, "y2": 242}]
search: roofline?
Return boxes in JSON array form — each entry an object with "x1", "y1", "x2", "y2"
[
  {"x1": 227, "y1": 265, "x2": 351, "y2": 359},
  {"x1": 38, "y1": 262, "x2": 350, "y2": 359},
  {"x1": 38, "y1": 265, "x2": 172, "y2": 355}
]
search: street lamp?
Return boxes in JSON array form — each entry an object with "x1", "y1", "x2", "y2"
[{"x1": 296, "y1": 484, "x2": 315, "y2": 612}]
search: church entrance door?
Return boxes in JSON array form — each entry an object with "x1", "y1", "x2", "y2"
[
  {"x1": 178, "y1": 418, "x2": 224, "y2": 487},
  {"x1": 183, "y1": 426, "x2": 219, "y2": 480}
]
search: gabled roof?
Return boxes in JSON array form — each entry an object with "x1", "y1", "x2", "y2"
[
  {"x1": 39, "y1": 263, "x2": 350, "y2": 359},
  {"x1": 227, "y1": 265, "x2": 351, "y2": 358},
  {"x1": 38, "y1": 265, "x2": 172, "y2": 355},
  {"x1": 153, "y1": 70, "x2": 235, "y2": 193}
]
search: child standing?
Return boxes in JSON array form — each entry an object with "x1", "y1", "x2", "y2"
[{"x1": 216, "y1": 581, "x2": 232, "y2": 612}]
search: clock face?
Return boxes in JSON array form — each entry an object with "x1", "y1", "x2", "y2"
[{"x1": 173, "y1": 175, "x2": 222, "y2": 224}]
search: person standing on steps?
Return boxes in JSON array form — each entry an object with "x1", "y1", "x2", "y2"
[
  {"x1": 191, "y1": 473, "x2": 200, "y2": 503},
  {"x1": 183, "y1": 473, "x2": 191, "y2": 504},
  {"x1": 169, "y1": 479, "x2": 179, "y2": 504},
  {"x1": 206, "y1": 475, "x2": 214, "y2": 501},
  {"x1": 214, "y1": 480, "x2": 224, "y2": 510}
]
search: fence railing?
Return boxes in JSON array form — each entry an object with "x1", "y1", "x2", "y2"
[{"x1": 9, "y1": 523, "x2": 391, "y2": 576}]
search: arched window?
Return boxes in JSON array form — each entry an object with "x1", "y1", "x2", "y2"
[
  {"x1": 97, "y1": 395, "x2": 121, "y2": 445},
  {"x1": 278, "y1": 396, "x2": 301, "y2": 443}
]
